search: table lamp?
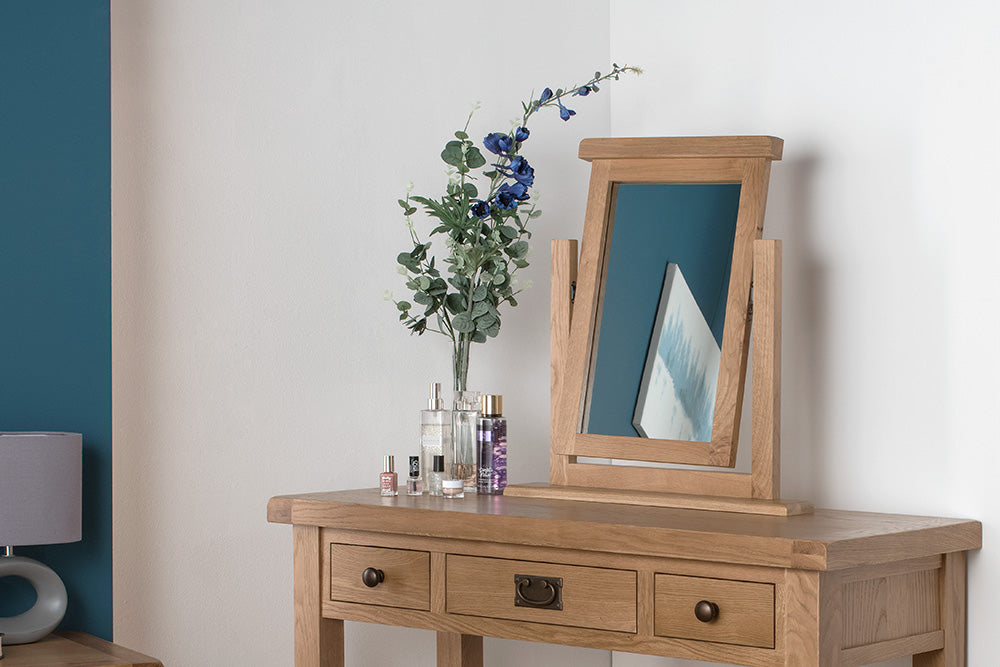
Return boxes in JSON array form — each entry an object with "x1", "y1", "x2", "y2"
[{"x1": 0, "y1": 432, "x2": 82, "y2": 645}]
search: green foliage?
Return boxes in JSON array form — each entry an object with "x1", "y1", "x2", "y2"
[{"x1": 392, "y1": 62, "x2": 641, "y2": 373}]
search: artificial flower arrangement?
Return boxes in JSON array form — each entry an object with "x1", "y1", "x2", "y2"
[{"x1": 393, "y1": 63, "x2": 640, "y2": 392}]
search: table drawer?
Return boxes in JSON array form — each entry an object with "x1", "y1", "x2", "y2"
[
  {"x1": 330, "y1": 544, "x2": 429, "y2": 610},
  {"x1": 446, "y1": 554, "x2": 636, "y2": 632},
  {"x1": 654, "y1": 574, "x2": 774, "y2": 648}
]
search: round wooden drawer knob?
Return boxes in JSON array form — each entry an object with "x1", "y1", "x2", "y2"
[
  {"x1": 694, "y1": 600, "x2": 719, "y2": 623},
  {"x1": 362, "y1": 567, "x2": 385, "y2": 588}
]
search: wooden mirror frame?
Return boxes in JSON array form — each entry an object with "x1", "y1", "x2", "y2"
[{"x1": 506, "y1": 137, "x2": 811, "y2": 515}]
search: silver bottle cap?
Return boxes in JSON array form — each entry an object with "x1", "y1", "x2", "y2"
[
  {"x1": 428, "y1": 382, "x2": 444, "y2": 410},
  {"x1": 383, "y1": 455, "x2": 394, "y2": 473}
]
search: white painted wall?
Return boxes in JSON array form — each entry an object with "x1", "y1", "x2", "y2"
[
  {"x1": 609, "y1": 2, "x2": 999, "y2": 666},
  {"x1": 113, "y1": 1, "x2": 998, "y2": 666},
  {"x1": 111, "y1": 1, "x2": 614, "y2": 665}
]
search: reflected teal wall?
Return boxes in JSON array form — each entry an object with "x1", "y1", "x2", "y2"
[
  {"x1": 0, "y1": 1, "x2": 112, "y2": 640},
  {"x1": 587, "y1": 184, "x2": 741, "y2": 438}
]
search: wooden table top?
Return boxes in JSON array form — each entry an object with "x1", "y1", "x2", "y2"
[
  {"x1": 268, "y1": 488, "x2": 981, "y2": 571},
  {"x1": 1, "y1": 632, "x2": 161, "y2": 667}
]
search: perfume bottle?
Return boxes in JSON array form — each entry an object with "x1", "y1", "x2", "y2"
[
  {"x1": 442, "y1": 478, "x2": 465, "y2": 498},
  {"x1": 477, "y1": 394, "x2": 507, "y2": 495},
  {"x1": 420, "y1": 383, "x2": 451, "y2": 489},
  {"x1": 451, "y1": 390, "x2": 480, "y2": 491},
  {"x1": 406, "y1": 455, "x2": 422, "y2": 495},
  {"x1": 379, "y1": 455, "x2": 398, "y2": 497},
  {"x1": 428, "y1": 454, "x2": 444, "y2": 497}
]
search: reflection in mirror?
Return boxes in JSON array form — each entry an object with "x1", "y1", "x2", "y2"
[{"x1": 582, "y1": 183, "x2": 741, "y2": 442}]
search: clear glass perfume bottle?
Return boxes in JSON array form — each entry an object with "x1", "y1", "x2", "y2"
[
  {"x1": 420, "y1": 383, "x2": 450, "y2": 489},
  {"x1": 452, "y1": 390, "x2": 480, "y2": 491}
]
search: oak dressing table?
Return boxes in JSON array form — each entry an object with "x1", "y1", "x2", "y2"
[{"x1": 269, "y1": 138, "x2": 981, "y2": 666}]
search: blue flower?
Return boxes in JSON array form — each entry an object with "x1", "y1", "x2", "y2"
[
  {"x1": 539, "y1": 88, "x2": 553, "y2": 104},
  {"x1": 514, "y1": 126, "x2": 530, "y2": 142},
  {"x1": 572, "y1": 85, "x2": 591, "y2": 96},
  {"x1": 507, "y1": 156, "x2": 534, "y2": 186},
  {"x1": 557, "y1": 99, "x2": 576, "y2": 121},
  {"x1": 471, "y1": 200, "x2": 491, "y2": 218},
  {"x1": 495, "y1": 189, "x2": 518, "y2": 211},
  {"x1": 500, "y1": 182, "x2": 530, "y2": 201},
  {"x1": 483, "y1": 132, "x2": 514, "y2": 156}
]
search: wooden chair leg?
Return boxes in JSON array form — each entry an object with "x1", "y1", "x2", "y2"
[{"x1": 437, "y1": 632, "x2": 483, "y2": 667}]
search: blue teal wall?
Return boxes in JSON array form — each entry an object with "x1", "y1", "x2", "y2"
[
  {"x1": 587, "y1": 184, "x2": 741, "y2": 438},
  {"x1": 0, "y1": 1, "x2": 112, "y2": 640}
]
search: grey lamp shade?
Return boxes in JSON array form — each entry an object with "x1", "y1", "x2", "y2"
[{"x1": 0, "y1": 432, "x2": 82, "y2": 547}]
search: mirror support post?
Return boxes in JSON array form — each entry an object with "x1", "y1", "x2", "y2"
[
  {"x1": 550, "y1": 239, "x2": 578, "y2": 485},
  {"x1": 751, "y1": 239, "x2": 782, "y2": 500}
]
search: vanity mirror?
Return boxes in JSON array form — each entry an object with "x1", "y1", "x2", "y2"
[{"x1": 505, "y1": 136, "x2": 810, "y2": 515}]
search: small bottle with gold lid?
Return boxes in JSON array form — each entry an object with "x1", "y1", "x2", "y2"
[{"x1": 476, "y1": 394, "x2": 507, "y2": 495}]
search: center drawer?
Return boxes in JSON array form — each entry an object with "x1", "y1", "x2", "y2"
[{"x1": 446, "y1": 554, "x2": 636, "y2": 632}]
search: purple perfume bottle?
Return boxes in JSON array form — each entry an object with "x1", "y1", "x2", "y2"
[{"x1": 477, "y1": 394, "x2": 507, "y2": 495}]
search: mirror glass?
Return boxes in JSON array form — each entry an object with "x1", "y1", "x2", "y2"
[{"x1": 582, "y1": 183, "x2": 741, "y2": 442}]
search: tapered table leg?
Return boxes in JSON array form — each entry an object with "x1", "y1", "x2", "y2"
[
  {"x1": 914, "y1": 552, "x2": 967, "y2": 667},
  {"x1": 294, "y1": 525, "x2": 345, "y2": 667},
  {"x1": 437, "y1": 632, "x2": 483, "y2": 667}
]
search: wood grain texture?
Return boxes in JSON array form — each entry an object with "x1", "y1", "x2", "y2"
[
  {"x1": 329, "y1": 543, "x2": 429, "y2": 610},
  {"x1": 504, "y1": 482, "x2": 812, "y2": 516},
  {"x1": 654, "y1": 574, "x2": 775, "y2": 648},
  {"x1": 324, "y1": 600, "x2": 784, "y2": 666},
  {"x1": 563, "y1": 461, "x2": 754, "y2": 497},
  {"x1": 271, "y1": 489, "x2": 981, "y2": 571},
  {"x1": 294, "y1": 525, "x2": 344, "y2": 667},
  {"x1": 551, "y1": 160, "x2": 612, "y2": 474},
  {"x1": 842, "y1": 631, "x2": 943, "y2": 666},
  {"x1": 711, "y1": 157, "x2": 772, "y2": 466},
  {"x1": 446, "y1": 554, "x2": 637, "y2": 632},
  {"x1": 1, "y1": 633, "x2": 161, "y2": 667},
  {"x1": 914, "y1": 551, "x2": 966, "y2": 667},
  {"x1": 842, "y1": 568, "x2": 939, "y2": 648},
  {"x1": 436, "y1": 632, "x2": 482, "y2": 667},
  {"x1": 751, "y1": 239, "x2": 782, "y2": 499},
  {"x1": 550, "y1": 239, "x2": 577, "y2": 486},
  {"x1": 780, "y1": 570, "x2": 839, "y2": 667},
  {"x1": 605, "y1": 157, "x2": 746, "y2": 183},
  {"x1": 579, "y1": 136, "x2": 784, "y2": 161}
]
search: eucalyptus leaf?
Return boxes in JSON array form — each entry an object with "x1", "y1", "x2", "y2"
[
  {"x1": 417, "y1": 276, "x2": 431, "y2": 290},
  {"x1": 445, "y1": 292, "x2": 466, "y2": 314},
  {"x1": 471, "y1": 331, "x2": 487, "y2": 344},
  {"x1": 465, "y1": 147, "x2": 486, "y2": 169},
  {"x1": 452, "y1": 312, "x2": 474, "y2": 333},
  {"x1": 455, "y1": 130, "x2": 469, "y2": 140},
  {"x1": 471, "y1": 301, "x2": 489, "y2": 318},
  {"x1": 472, "y1": 284, "x2": 487, "y2": 301},
  {"x1": 499, "y1": 225, "x2": 518, "y2": 240},
  {"x1": 508, "y1": 240, "x2": 529, "y2": 259},
  {"x1": 441, "y1": 140, "x2": 465, "y2": 167},
  {"x1": 462, "y1": 183, "x2": 478, "y2": 199},
  {"x1": 396, "y1": 301, "x2": 411, "y2": 311},
  {"x1": 413, "y1": 292, "x2": 432, "y2": 305}
]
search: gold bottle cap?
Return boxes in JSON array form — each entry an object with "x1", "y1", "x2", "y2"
[{"x1": 480, "y1": 394, "x2": 503, "y2": 417}]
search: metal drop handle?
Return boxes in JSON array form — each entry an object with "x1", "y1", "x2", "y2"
[
  {"x1": 362, "y1": 567, "x2": 385, "y2": 588},
  {"x1": 694, "y1": 600, "x2": 719, "y2": 623}
]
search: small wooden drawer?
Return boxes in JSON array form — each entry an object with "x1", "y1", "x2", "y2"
[
  {"x1": 330, "y1": 544, "x2": 429, "y2": 610},
  {"x1": 446, "y1": 554, "x2": 636, "y2": 632},
  {"x1": 655, "y1": 574, "x2": 774, "y2": 648}
]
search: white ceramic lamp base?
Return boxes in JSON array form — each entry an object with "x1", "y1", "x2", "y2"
[{"x1": 0, "y1": 554, "x2": 68, "y2": 644}]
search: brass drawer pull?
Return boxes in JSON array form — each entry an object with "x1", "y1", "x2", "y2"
[
  {"x1": 362, "y1": 567, "x2": 385, "y2": 588},
  {"x1": 513, "y1": 574, "x2": 563, "y2": 610},
  {"x1": 694, "y1": 600, "x2": 719, "y2": 623}
]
